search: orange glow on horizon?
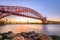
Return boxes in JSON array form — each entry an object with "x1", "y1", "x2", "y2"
[
  {"x1": 0, "y1": 16, "x2": 42, "y2": 23},
  {"x1": 47, "y1": 18, "x2": 60, "y2": 21}
]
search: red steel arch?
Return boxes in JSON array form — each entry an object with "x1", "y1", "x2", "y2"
[{"x1": 0, "y1": 5, "x2": 47, "y2": 23}]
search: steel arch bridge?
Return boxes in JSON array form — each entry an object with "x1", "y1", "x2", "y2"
[{"x1": 0, "y1": 5, "x2": 47, "y2": 23}]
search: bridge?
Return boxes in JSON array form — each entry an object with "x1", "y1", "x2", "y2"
[{"x1": 0, "y1": 5, "x2": 47, "y2": 23}]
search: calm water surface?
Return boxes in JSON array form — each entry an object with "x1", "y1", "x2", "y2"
[{"x1": 0, "y1": 24, "x2": 60, "y2": 35}]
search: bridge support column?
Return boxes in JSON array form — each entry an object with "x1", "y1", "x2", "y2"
[
  {"x1": 42, "y1": 21, "x2": 47, "y2": 24},
  {"x1": 42, "y1": 17, "x2": 47, "y2": 24}
]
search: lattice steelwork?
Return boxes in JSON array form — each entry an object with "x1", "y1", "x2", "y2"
[{"x1": 0, "y1": 5, "x2": 47, "y2": 23}]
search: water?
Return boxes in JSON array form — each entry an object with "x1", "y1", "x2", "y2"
[{"x1": 0, "y1": 24, "x2": 60, "y2": 35}]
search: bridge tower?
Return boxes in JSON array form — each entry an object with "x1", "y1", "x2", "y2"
[{"x1": 42, "y1": 17, "x2": 47, "y2": 23}]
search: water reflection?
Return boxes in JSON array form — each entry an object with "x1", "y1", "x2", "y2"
[
  {"x1": 0, "y1": 24, "x2": 60, "y2": 35},
  {"x1": 0, "y1": 24, "x2": 43, "y2": 34},
  {"x1": 47, "y1": 24, "x2": 60, "y2": 35},
  {"x1": 43, "y1": 24, "x2": 48, "y2": 34}
]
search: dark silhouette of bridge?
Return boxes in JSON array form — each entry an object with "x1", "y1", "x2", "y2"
[{"x1": 0, "y1": 5, "x2": 47, "y2": 23}]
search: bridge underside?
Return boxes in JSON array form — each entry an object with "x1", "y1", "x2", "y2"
[
  {"x1": 0, "y1": 5, "x2": 47, "y2": 23},
  {"x1": 0, "y1": 10, "x2": 47, "y2": 23}
]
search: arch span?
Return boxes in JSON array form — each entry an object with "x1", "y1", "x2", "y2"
[{"x1": 0, "y1": 5, "x2": 47, "y2": 23}]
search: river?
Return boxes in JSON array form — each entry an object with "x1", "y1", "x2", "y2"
[{"x1": 0, "y1": 24, "x2": 60, "y2": 35}]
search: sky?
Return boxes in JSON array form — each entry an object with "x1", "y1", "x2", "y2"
[{"x1": 0, "y1": 0, "x2": 60, "y2": 21}]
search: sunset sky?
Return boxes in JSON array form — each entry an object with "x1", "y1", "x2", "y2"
[{"x1": 0, "y1": 0, "x2": 60, "y2": 21}]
